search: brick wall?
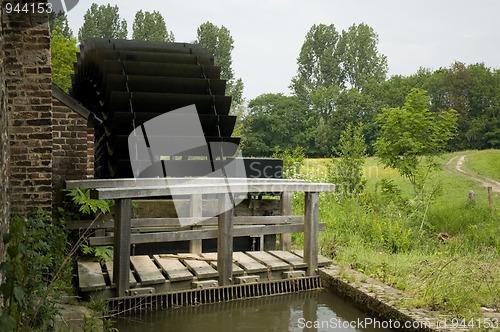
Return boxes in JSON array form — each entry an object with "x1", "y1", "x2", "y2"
[
  {"x1": 3, "y1": 1, "x2": 53, "y2": 214},
  {"x1": 52, "y1": 95, "x2": 94, "y2": 206},
  {"x1": 0, "y1": 1, "x2": 11, "y2": 278}
]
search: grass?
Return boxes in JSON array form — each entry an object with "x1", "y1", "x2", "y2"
[
  {"x1": 464, "y1": 149, "x2": 500, "y2": 182},
  {"x1": 296, "y1": 150, "x2": 500, "y2": 319}
]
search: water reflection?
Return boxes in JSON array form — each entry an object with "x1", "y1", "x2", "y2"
[{"x1": 115, "y1": 290, "x2": 392, "y2": 331}]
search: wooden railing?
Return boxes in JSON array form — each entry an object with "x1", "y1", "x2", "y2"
[{"x1": 66, "y1": 178, "x2": 335, "y2": 297}]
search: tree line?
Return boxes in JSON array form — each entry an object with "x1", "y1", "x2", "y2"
[
  {"x1": 49, "y1": 5, "x2": 500, "y2": 157},
  {"x1": 242, "y1": 23, "x2": 500, "y2": 157}
]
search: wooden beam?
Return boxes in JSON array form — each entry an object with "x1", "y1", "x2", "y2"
[
  {"x1": 279, "y1": 192, "x2": 293, "y2": 251},
  {"x1": 218, "y1": 193, "x2": 234, "y2": 286},
  {"x1": 189, "y1": 194, "x2": 203, "y2": 255},
  {"x1": 66, "y1": 177, "x2": 307, "y2": 189},
  {"x1": 113, "y1": 199, "x2": 132, "y2": 297},
  {"x1": 90, "y1": 182, "x2": 335, "y2": 200},
  {"x1": 303, "y1": 192, "x2": 319, "y2": 276},
  {"x1": 89, "y1": 223, "x2": 326, "y2": 246},
  {"x1": 67, "y1": 215, "x2": 304, "y2": 230}
]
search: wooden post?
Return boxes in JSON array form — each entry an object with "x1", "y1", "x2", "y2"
[
  {"x1": 303, "y1": 192, "x2": 319, "y2": 276},
  {"x1": 113, "y1": 198, "x2": 132, "y2": 297},
  {"x1": 217, "y1": 193, "x2": 234, "y2": 286},
  {"x1": 189, "y1": 194, "x2": 203, "y2": 255},
  {"x1": 279, "y1": 192, "x2": 292, "y2": 251},
  {"x1": 488, "y1": 187, "x2": 494, "y2": 214}
]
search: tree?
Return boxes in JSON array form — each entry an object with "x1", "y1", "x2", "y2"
[
  {"x1": 329, "y1": 123, "x2": 367, "y2": 196},
  {"x1": 78, "y1": 3, "x2": 128, "y2": 43},
  {"x1": 291, "y1": 23, "x2": 387, "y2": 100},
  {"x1": 339, "y1": 23, "x2": 388, "y2": 90},
  {"x1": 466, "y1": 64, "x2": 500, "y2": 149},
  {"x1": 290, "y1": 24, "x2": 343, "y2": 101},
  {"x1": 132, "y1": 10, "x2": 174, "y2": 42},
  {"x1": 374, "y1": 89, "x2": 458, "y2": 196},
  {"x1": 49, "y1": 11, "x2": 73, "y2": 39},
  {"x1": 51, "y1": 27, "x2": 79, "y2": 92},
  {"x1": 196, "y1": 22, "x2": 244, "y2": 107},
  {"x1": 240, "y1": 94, "x2": 309, "y2": 157}
]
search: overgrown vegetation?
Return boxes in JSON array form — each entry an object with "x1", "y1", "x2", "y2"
[
  {"x1": 328, "y1": 122, "x2": 367, "y2": 196},
  {"x1": 0, "y1": 189, "x2": 113, "y2": 331},
  {"x1": 0, "y1": 209, "x2": 70, "y2": 331},
  {"x1": 295, "y1": 150, "x2": 500, "y2": 319}
]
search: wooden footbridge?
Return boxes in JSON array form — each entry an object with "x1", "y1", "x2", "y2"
[{"x1": 66, "y1": 178, "x2": 335, "y2": 311}]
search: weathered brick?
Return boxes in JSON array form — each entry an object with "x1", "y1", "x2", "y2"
[{"x1": 26, "y1": 118, "x2": 51, "y2": 126}]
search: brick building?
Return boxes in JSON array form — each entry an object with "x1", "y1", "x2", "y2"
[{"x1": 0, "y1": 1, "x2": 94, "y2": 283}]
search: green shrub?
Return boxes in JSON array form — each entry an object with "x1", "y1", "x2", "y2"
[{"x1": 0, "y1": 209, "x2": 70, "y2": 331}]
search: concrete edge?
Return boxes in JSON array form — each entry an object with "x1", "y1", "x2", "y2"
[{"x1": 320, "y1": 266, "x2": 465, "y2": 332}]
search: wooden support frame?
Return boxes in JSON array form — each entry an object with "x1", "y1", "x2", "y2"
[
  {"x1": 217, "y1": 193, "x2": 234, "y2": 286},
  {"x1": 279, "y1": 192, "x2": 293, "y2": 251},
  {"x1": 189, "y1": 194, "x2": 203, "y2": 254},
  {"x1": 66, "y1": 178, "x2": 334, "y2": 294},
  {"x1": 113, "y1": 199, "x2": 132, "y2": 297},
  {"x1": 303, "y1": 192, "x2": 319, "y2": 276}
]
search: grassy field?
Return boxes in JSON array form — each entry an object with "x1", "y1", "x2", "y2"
[
  {"x1": 295, "y1": 150, "x2": 500, "y2": 319},
  {"x1": 464, "y1": 149, "x2": 500, "y2": 182}
]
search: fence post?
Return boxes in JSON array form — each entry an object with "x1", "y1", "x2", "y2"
[
  {"x1": 218, "y1": 193, "x2": 234, "y2": 286},
  {"x1": 303, "y1": 192, "x2": 319, "y2": 276},
  {"x1": 114, "y1": 198, "x2": 132, "y2": 297}
]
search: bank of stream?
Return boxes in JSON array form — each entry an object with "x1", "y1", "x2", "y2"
[{"x1": 114, "y1": 290, "x2": 391, "y2": 331}]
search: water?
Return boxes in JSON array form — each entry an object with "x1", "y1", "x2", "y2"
[{"x1": 114, "y1": 290, "x2": 392, "y2": 331}]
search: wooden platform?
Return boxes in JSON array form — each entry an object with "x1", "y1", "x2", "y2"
[{"x1": 77, "y1": 251, "x2": 331, "y2": 294}]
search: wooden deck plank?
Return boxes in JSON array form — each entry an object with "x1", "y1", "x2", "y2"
[
  {"x1": 201, "y1": 253, "x2": 244, "y2": 276},
  {"x1": 245, "y1": 251, "x2": 290, "y2": 271},
  {"x1": 267, "y1": 250, "x2": 307, "y2": 269},
  {"x1": 232, "y1": 252, "x2": 268, "y2": 273},
  {"x1": 181, "y1": 254, "x2": 219, "y2": 279},
  {"x1": 153, "y1": 255, "x2": 193, "y2": 282},
  {"x1": 105, "y1": 262, "x2": 137, "y2": 287},
  {"x1": 291, "y1": 250, "x2": 332, "y2": 267},
  {"x1": 78, "y1": 258, "x2": 106, "y2": 292},
  {"x1": 129, "y1": 256, "x2": 165, "y2": 285}
]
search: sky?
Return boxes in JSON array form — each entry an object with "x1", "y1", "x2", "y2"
[{"x1": 66, "y1": 0, "x2": 500, "y2": 101}]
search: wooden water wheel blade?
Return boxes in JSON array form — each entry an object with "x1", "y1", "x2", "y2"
[
  {"x1": 100, "y1": 75, "x2": 226, "y2": 96},
  {"x1": 106, "y1": 92, "x2": 231, "y2": 115}
]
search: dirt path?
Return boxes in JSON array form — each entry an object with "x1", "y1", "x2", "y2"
[{"x1": 447, "y1": 154, "x2": 500, "y2": 193}]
